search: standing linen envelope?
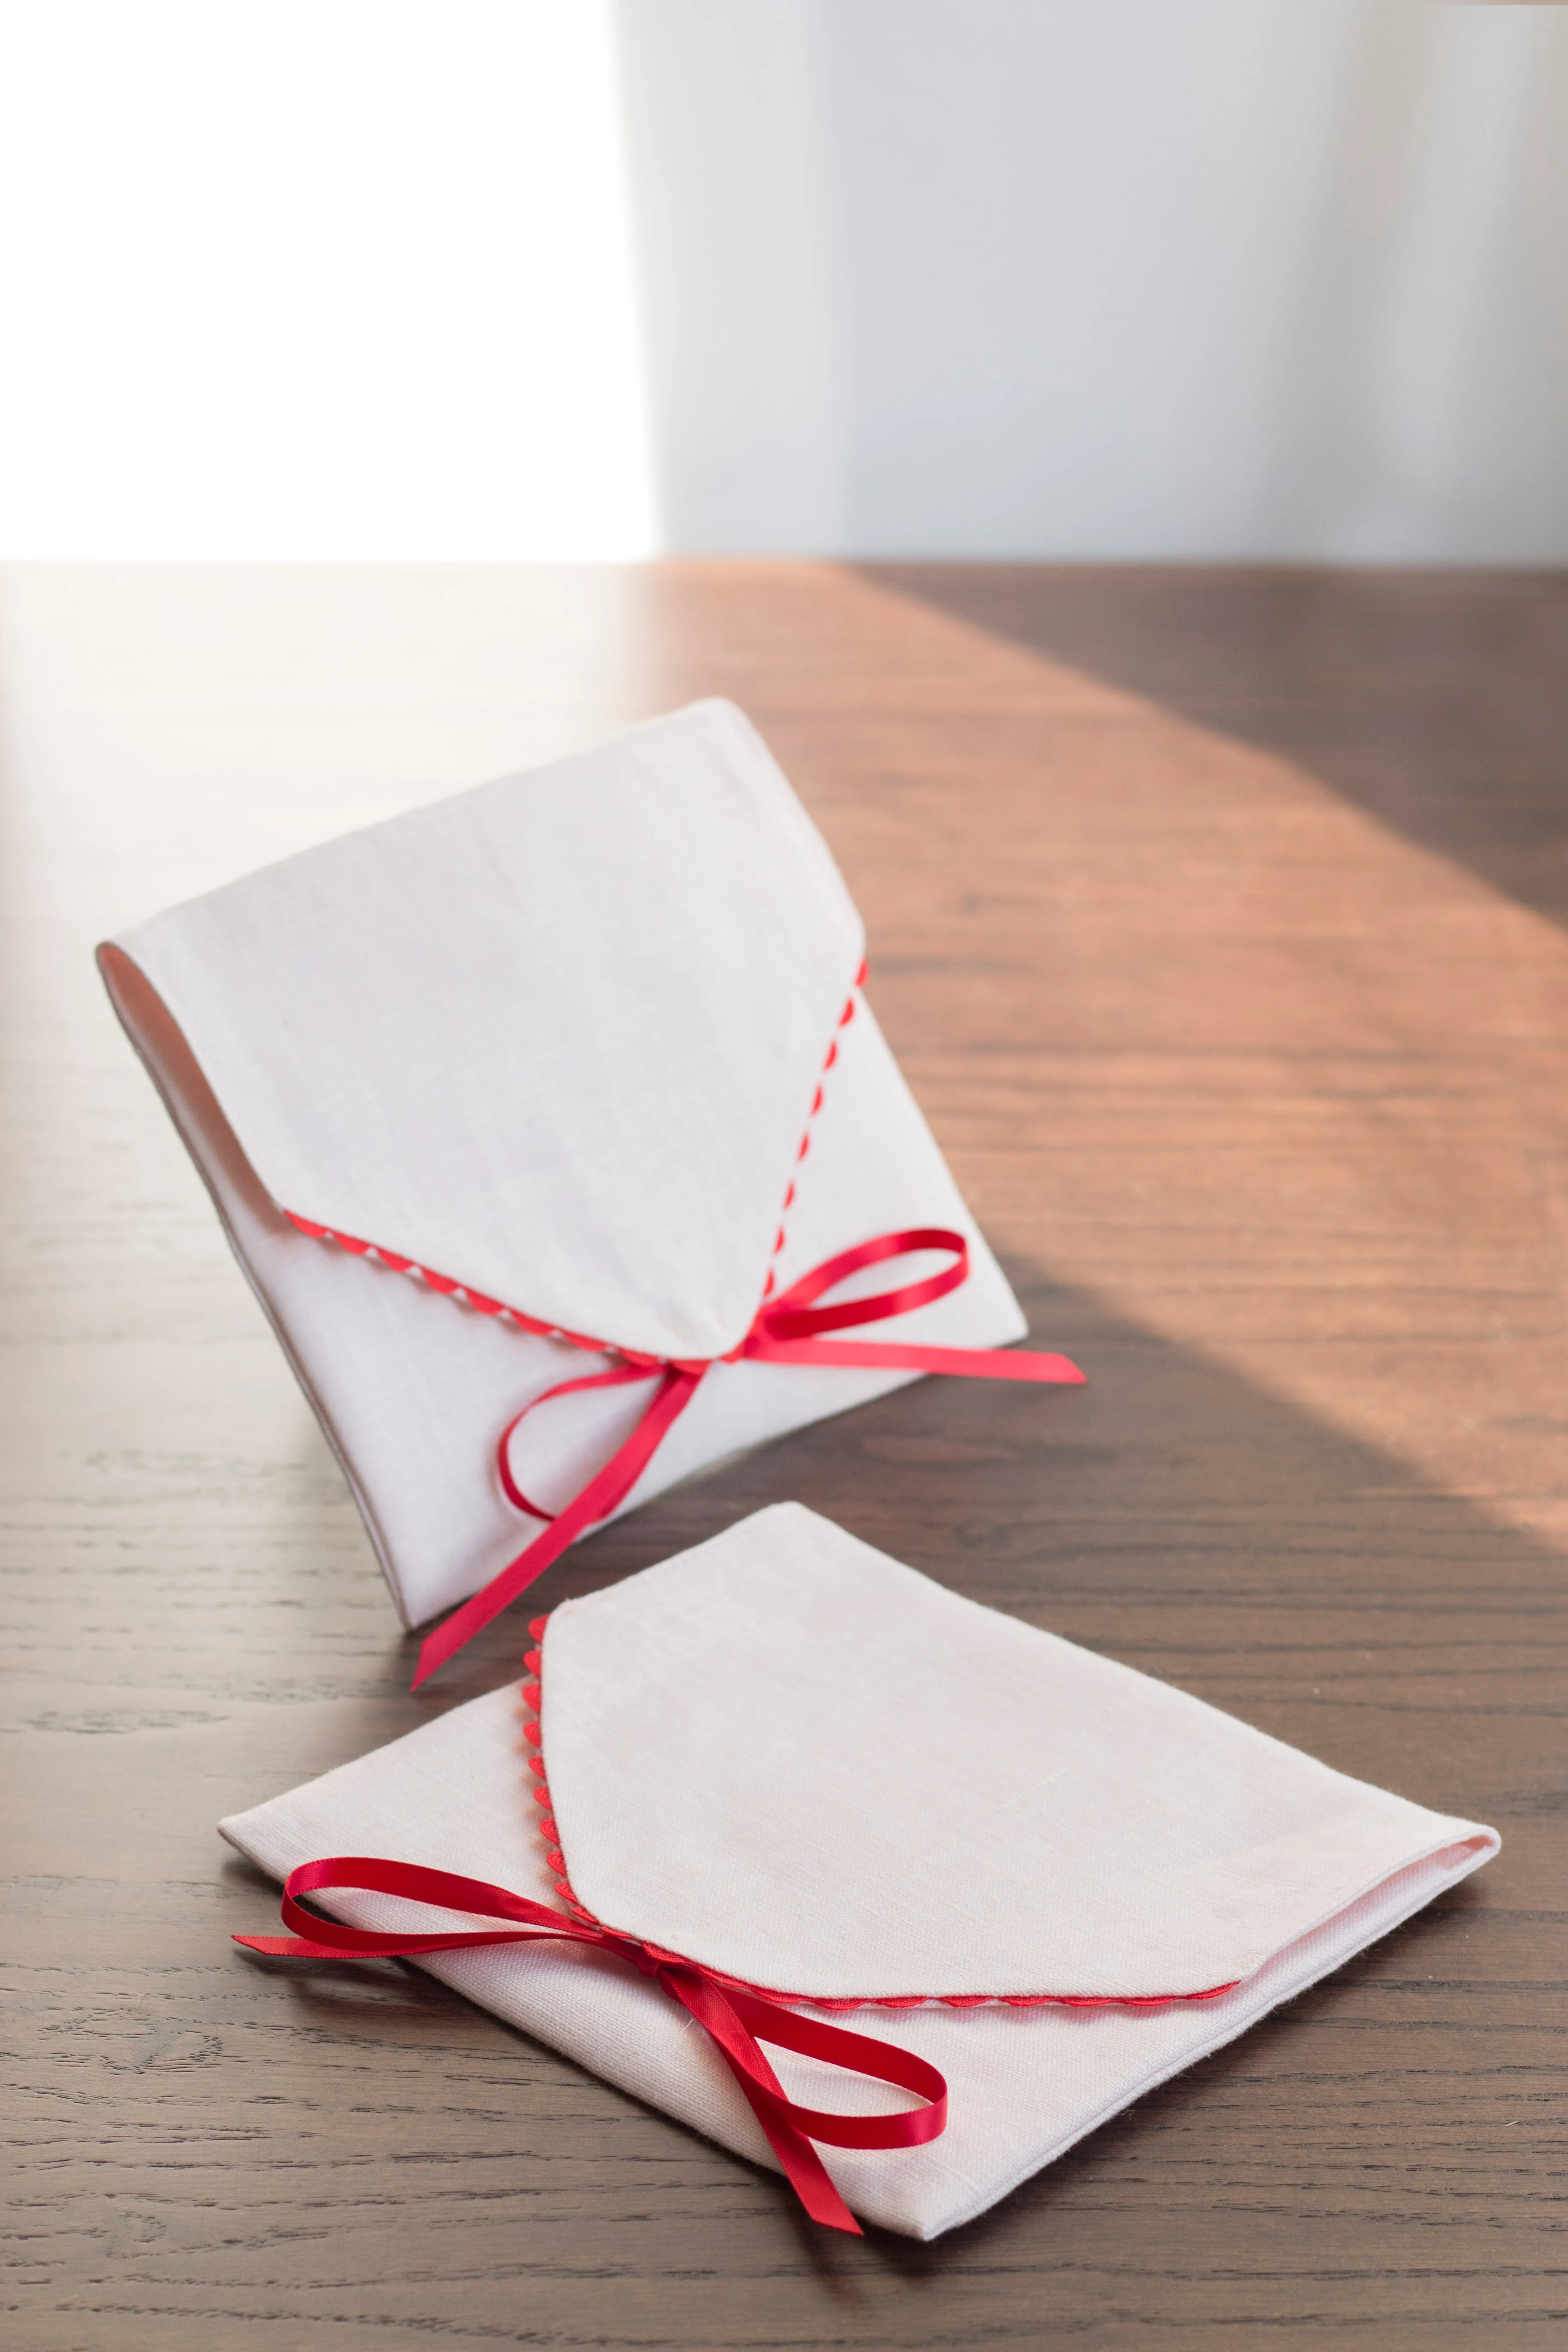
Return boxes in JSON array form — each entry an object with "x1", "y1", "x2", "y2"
[
  {"x1": 222, "y1": 1504, "x2": 1500, "y2": 2241},
  {"x1": 98, "y1": 701, "x2": 1069, "y2": 1660}
]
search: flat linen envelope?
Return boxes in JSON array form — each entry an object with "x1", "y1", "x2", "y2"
[
  {"x1": 221, "y1": 1504, "x2": 1499, "y2": 2240},
  {"x1": 99, "y1": 700, "x2": 1029, "y2": 1634}
]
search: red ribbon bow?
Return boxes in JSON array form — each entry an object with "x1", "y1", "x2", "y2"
[
  {"x1": 236, "y1": 1856, "x2": 947, "y2": 2235},
  {"x1": 414, "y1": 1226, "x2": 1084, "y2": 1688}
]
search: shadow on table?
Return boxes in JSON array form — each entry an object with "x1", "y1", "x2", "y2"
[{"x1": 857, "y1": 562, "x2": 1568, "y2": 934}]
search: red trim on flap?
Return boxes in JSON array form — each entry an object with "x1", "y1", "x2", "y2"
[
  {"x1": 282, "y1": 1207, "x2": 623, "y2": 1362},
  {"x1": 759, "y1": 968, "x2": 860, "y2": 1301},
  {"x1": 282, "y1": 969, "x2": 870, "y2": 1349},
  {"x1": 520, "y1": 1619, "x2": 1242, "y2": 2016}
]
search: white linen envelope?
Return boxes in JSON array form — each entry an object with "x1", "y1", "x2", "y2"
[
  {"x1": 221, "y1": 1503, "x2": 1499, "y2": 2240},
  {"x1": 98, "y1": 699, "x2": 1029, "y2": 1631}
]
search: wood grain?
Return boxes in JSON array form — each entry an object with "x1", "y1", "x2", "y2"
[{"x1": 2, "y1": 562, "x2": 1564, "y2": 2349}]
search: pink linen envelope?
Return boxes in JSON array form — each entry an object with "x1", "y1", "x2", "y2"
[
  {"x1": 98, "y1": 699, "x2": 1038, "y2": 1644},
  {"x1": 221, "y1": 1504, "x2": 1498, "y2": 2240}
]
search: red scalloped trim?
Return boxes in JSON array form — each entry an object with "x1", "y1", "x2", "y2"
[
  {"x1": 281, "y1": 963, "x2": 869, "y2": 1357},
  {"x1": 757, "y1": 963, "x2": 861, "y2": 1303},
  {"x1": 518, "y1": 1613, "x2": 1242, "y2": 2016}
]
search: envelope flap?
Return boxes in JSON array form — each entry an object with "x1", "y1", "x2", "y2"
[
  {"x1": 107, "y1": 704, "x2": 864, "y2": 1362},
  {"x1": 540, "y1": 1507, "x2": 1490, "y2": 2001}
]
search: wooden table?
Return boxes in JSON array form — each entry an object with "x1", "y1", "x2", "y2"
[{"x1": 3, "y1": 564, "x2": 1564, "y2": 2349}]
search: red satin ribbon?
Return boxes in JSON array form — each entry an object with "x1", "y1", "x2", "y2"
[
  {"x1": 236, "y1": 1856, "x2": 947, "y2": 2234},
  {"x1": 413, "y1": 1228, "x2": 1084, "y2": 1688}
]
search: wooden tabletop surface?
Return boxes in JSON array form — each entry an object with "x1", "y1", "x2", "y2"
[{"x1": 3, "y1": 562, "x2": 1565, "y2": 2350}]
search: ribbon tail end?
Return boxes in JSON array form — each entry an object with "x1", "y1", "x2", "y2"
[
  {"x1": 1009, "y1": 1348, "x2": 1087, "y2": 1385},
  {"x1": 780, "y1": 2152, "x2": 864, "y2": 2236},
  {"x1": 411, "y1": 1586, "x2": 521, "y2": 1692},
  {"x1": 738, "y1": 2097, "x2": 865, "y2": 2235},
  {"x1": 235, "y1": 1934, "x2": 346, "y2": 1957}
]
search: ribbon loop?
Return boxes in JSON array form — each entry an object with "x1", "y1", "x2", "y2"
[
  {"x1": 412, "y1": 1364, "x2": 704, "y2": 1690},
  {"x1": 754, "y1": 1227, "x2": 970, "y2": 1341},
  {"x1": 413, "y1": 1225, "x2": 1085, "y2": 1689},
  {"x1": 496, "y1": 1362, "x2": 666, "y2": 1522},
  {"x1": 236, "y1": 1856, "x2": 946, "y2": 2236}
]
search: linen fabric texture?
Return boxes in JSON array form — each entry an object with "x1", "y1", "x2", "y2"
[
  {"x1": 98, "y1": 701, "x2": 1024, "y2": 1629},
  {"x1": 220, "y1": 1504, "x2": 1499, "y2": 2240}
]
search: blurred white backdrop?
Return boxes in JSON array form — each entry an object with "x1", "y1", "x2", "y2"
[
  {"x1": 1, "y1": 1, "x2": 1564, "y2": 560},
  {"x1": 616, "y1": 0, "x2": 1568, "y2": 561},
  {"x1": 0, "y1": 2, "x2": 658, "y2": 557}
]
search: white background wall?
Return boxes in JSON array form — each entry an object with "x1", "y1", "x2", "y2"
[
  {"x1": 616, "y1": 0, "x2": 1568, "y2": 560},
  {"x1": 1, "y1": 1, "x2": 1564, "y2": 561},
  {"x1": 0, "y1": 2, "x2": 658, "y2": 557}
]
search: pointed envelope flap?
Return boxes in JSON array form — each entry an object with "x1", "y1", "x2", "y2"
[
  {"x1": 538, "y1": 1506, "x2": 1494, "y2": 2002},
  {"x1": 108, "y1": 703, "x2": 864, "y2": 1363}
]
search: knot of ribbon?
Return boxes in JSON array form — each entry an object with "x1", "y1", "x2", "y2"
[
  {"x1": 414, "y1": 1226, "x2": 1084, "y2": 1688},
  {"x1": 236, "y1": 1855, "x2": 948, "y2": 2235}
]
